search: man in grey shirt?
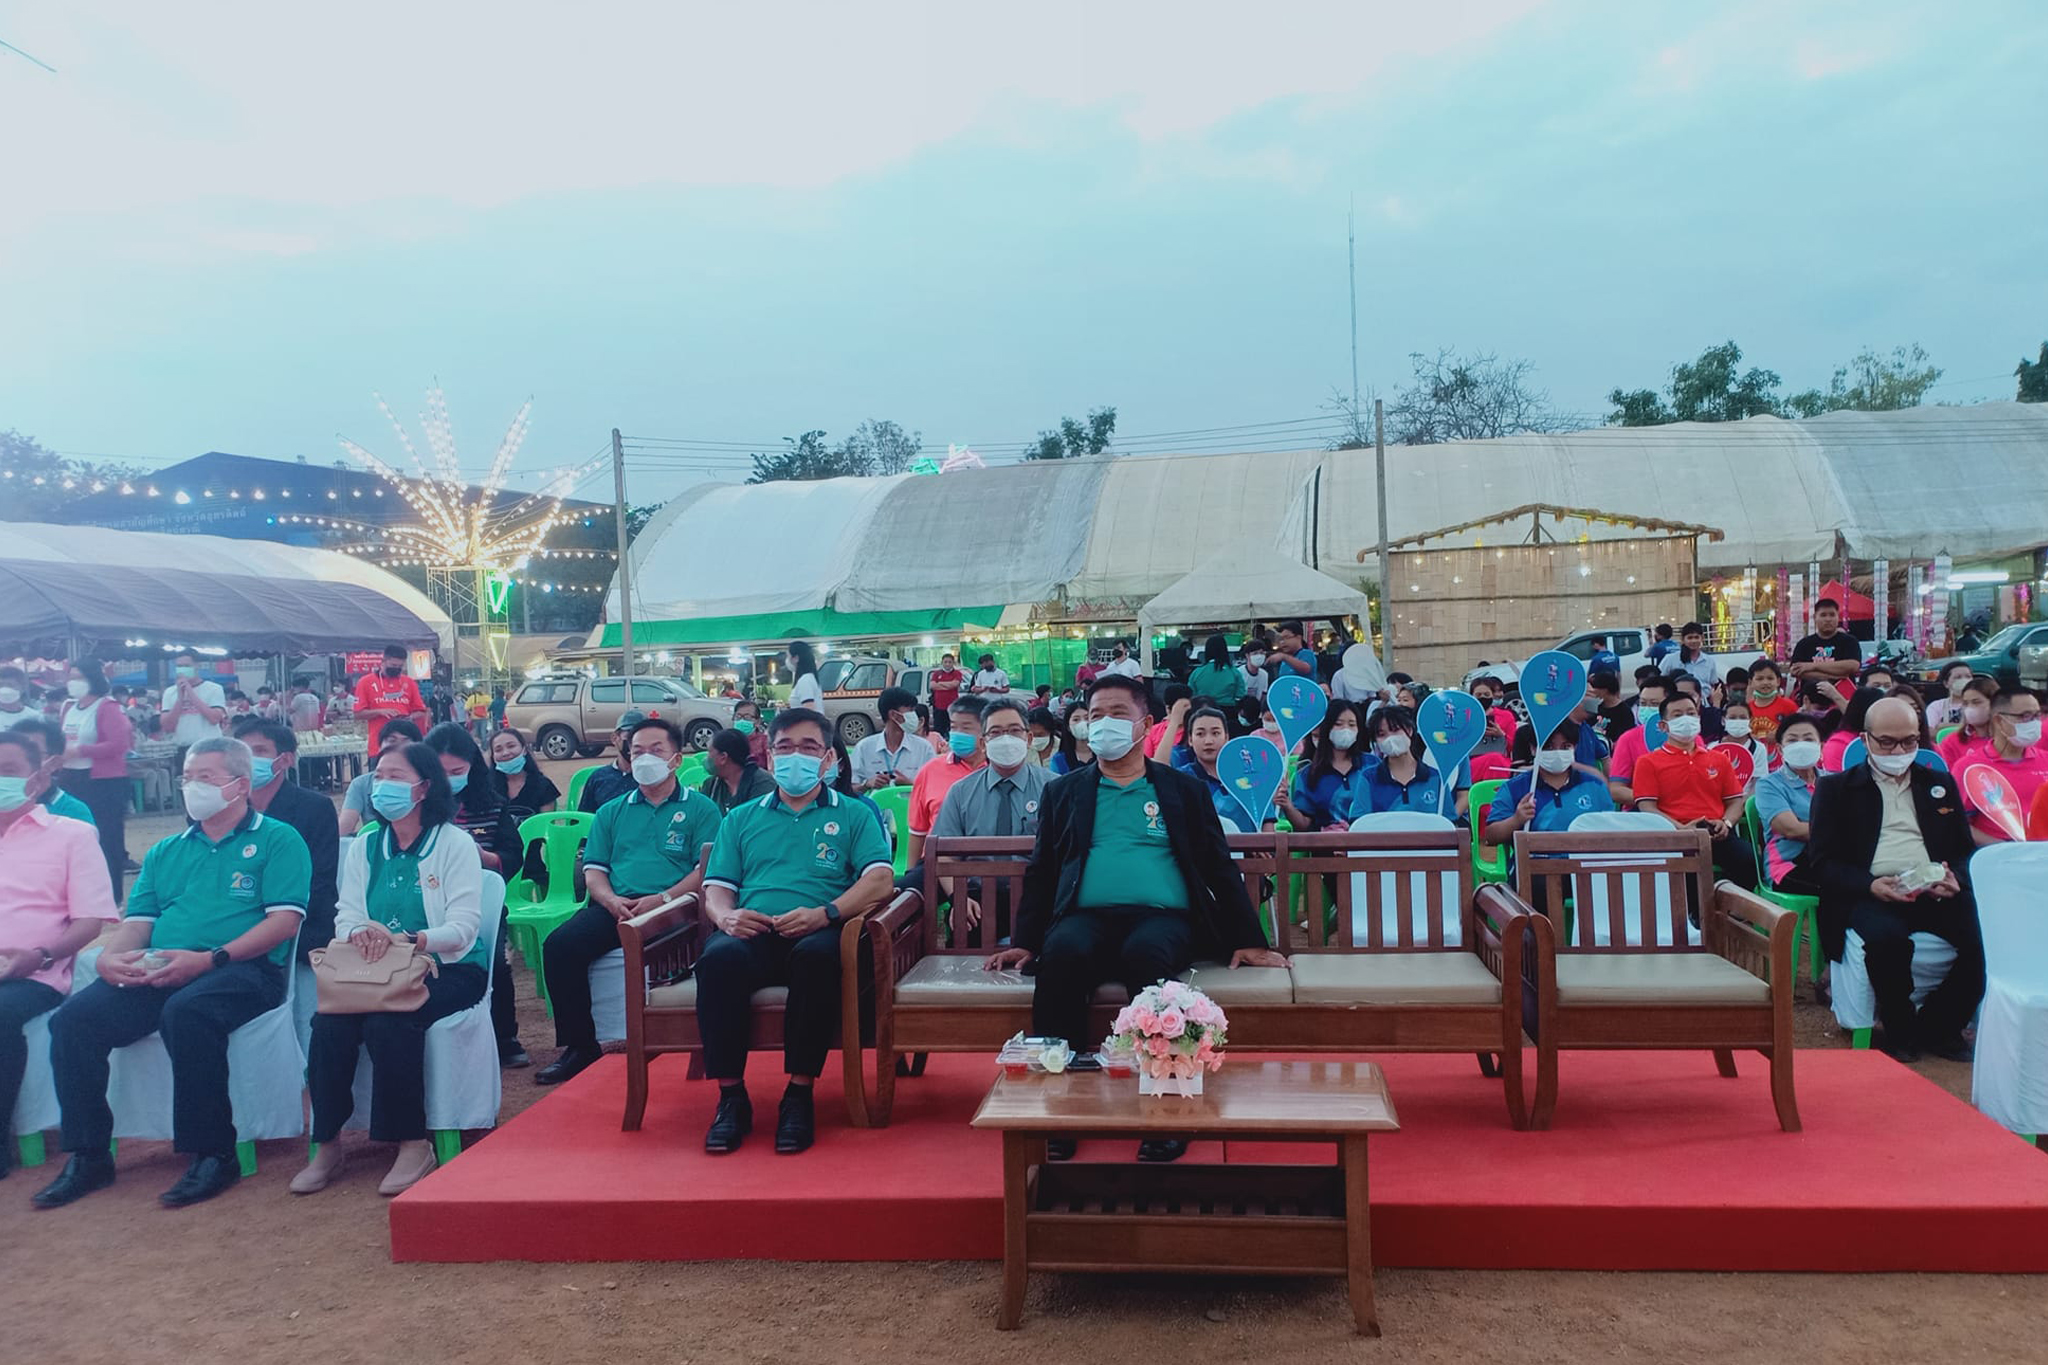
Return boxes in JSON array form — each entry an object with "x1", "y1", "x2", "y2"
[{"x1": 929, "y1": 697, "x2": 1051, "y2": 941}]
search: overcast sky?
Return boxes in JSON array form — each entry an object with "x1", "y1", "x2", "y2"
[{"x1": 2, "y1": 1, "x2": 2042, "y2": 504}]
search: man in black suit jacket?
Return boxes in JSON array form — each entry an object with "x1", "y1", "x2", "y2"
[
  {"x1": 1805, "y1": 698, "x2": 1984, "y2": 1062},
  {"x1": 986, "y1": 676, "x2": 1287, "y2": 1109}
]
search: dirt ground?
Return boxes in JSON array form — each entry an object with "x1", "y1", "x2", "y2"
[{"x1": 4, "y1": 760, "x2": 2041, "y2": 1365}]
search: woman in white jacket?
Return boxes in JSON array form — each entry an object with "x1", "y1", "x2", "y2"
[{"x1": 293, "y1": 742, "x2": 491, "y2": 1196}]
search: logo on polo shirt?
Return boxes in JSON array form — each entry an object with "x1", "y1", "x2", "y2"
[
  {"x1": 814, "y1": 839, "x2": 842, "y2": 867},
  {"x1": 242, "y1": 844, "x2": 257, "y2": 858},
  {"x1": 1025, "y1": 800, "x2": 1038, "y2": 814},
  {"x1": 824, "y1": 821, "x2": 840, "y2": 836},
  {"x1": 227, "y1": 871, "x2": 257, "y2": 899}
]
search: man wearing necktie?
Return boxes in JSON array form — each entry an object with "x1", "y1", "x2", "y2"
[{"x1": 929, "y1": 699, "x2": 1051, "y2": 940}]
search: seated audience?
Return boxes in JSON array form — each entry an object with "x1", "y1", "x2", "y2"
[
  {"x1": 425, "y1": 723, "x2": 527, "y2": 1068},
  {"x1": 1050, "y1": 700, "x2": 1093, "y2": 775},
  {"x1": 1927, "y1": 662, "x2": 1973, "y2": 734},
  {"x1": 36, "y1": 738, "x2": 309, "y2": 1209},
  {"x1": 694, "y1": 708, "x2": 895, "y2": 1155},
  {"x1": 232, "y1": 719, "x2": 341, "y2": 970},
  {"x1": 17, "y1": 720, "x2": 98, "y2": 825},
  {"x1": 1483, "y1": 719, "x2": 1614, "y2": 853},
  {"x1": 1743, "y1": 659, "x2": 1798, "y2": 749},
  {"x1": 1629, "y1": 689, "x2": 1756, "y2": 890},
  {"x1": 339, "y1": 719, "x2": 424, "y2": 836},
  {"x1": 1026, "y1": 707, "x2": 1060, "y2": 767},
  {"x1": 1180, "y1": 705, "x2": 1270, "y2": 834},
  {"x1": 0, "y1": 731, "x2": 119, "y2": 1180},
  {"x1": 1510, "y1": 691, "x2": 1609, "y2": 781},
  {"x1": 732, "y1": 698, "x2": 769, "y2": 768},
  {"x1": 1805, "y1": 697, "x2": 1983, "y2": 1062},
  {"x1": 1342, "y1": 705, "x2": 1469, "y2": 822},
  {"x1": 0, "y1": 666, "x2": 38, "y2": 730},
  {"x1": 1144, "y1": 685, "x2": 1196, "y2": 761},
  {"x1": 700, "y1": 727, "x2": 775, "y2": 814},
  {"x1": 1186, "y1": 633, "x2": 1246, "y2": 708},
  {"x1": 850, "y1": 687, "x2": 936, "y2": 791},
  {"x1": 539, "y1": 718, "x2": 720, "y2": 1086},
  {"x1": 984, "y1": 676, "x2": 1287, "y2": 1163},
  {"x1": 577, "y1": 710, "x2": 648, "y2": 815},
  {"x1": 1937, "y1": 676, "x2": 1999, "y2": 770},
  {"x1": 1585, "y1": 669, "x2": 1635, "y2": 744},
  {"x1": 1958, "y1": 687, "x2": 2048, "y2": 845},
  {"x1": 1717, "y1": 699, "x2": 1771, "y2": 776},
  {"x1": 1605, "y1": 674, "x2": 1672, "y2": 806},
  {"x1": 930, "y1": 698, "x2": 1052, "y2": 937},
  {"x1": 1755, "y1": 715, "x2": 1825, "y2": 895},
  {"x1": 1822, "y1": 688, "x2": 1886, "y2": 772},
  {"x1": 906, "y1": 696, "x2": 985, "y2": 867},
  {"x1": 1279, "y1": 702, "x2": 1367, "y2": 831},
  {"x1": 489, "y1": 726, "x2": 560, "y2": 824},
  {"x1": 294, "y1": 741, "x2": 492, "y2": 1196}
]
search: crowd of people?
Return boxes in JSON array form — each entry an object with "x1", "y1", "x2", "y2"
[{"x1": 1, "y1": 605, "x2": 2038, "y2": 1202}]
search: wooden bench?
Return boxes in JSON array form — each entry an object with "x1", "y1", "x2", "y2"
[
  {"x1": 1513, "y1": 828, "x2": 1800, "y2": 1132},
  {"x1": 857, "y1": 830, "x2": 1537, "y2": 1127}
]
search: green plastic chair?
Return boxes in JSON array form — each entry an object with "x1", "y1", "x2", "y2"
[
  {"x1": 1468, "y1": 778, "x2": 1508, "y2": 884},
  {"x1": 564, "y1": 765, "x2": 595, "y2": 811},
  {"x1": 677, "y1": 752, "x2": 709, "y2": 788},
  {"x1": 1935, "y1": 724, "x2": 1960, "y2": 744},
  {"x1": 503, "y1": 810, "x2": 594, "y2": 1014},
  {"x1": 1745, "y1": 795, "x2": 1822, "y2": 986},
  {"x1": 870, "y1": 784, "x2": 913, "y2": 875}
]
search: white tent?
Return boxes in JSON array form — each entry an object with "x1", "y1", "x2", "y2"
[{"x1": 1136, "y1": 542, "x2": 1374, "y2": 672}]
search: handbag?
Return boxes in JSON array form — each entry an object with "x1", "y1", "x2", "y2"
[{"x1": 310, "y1": 935, "x2": 438, "y2": 1014}]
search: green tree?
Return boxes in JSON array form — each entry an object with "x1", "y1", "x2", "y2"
[
  {"x1": 1023, "y1": 406, "x2": 1116, "y2": 460},
  {"x1": 1784, "y1": 344, "x2": 1943, "y2": 415},
  {"x1": 0, "y1": 428, "x2": 143, "y2": 519},
  {"x1": 1385, "y1": 349, "x2": 1562, "y2": 445},
  {"x1": 747, "y1": 430, "x2": 876, "y2": 483},
  {"x1": 838, "y1": 418, "x2": 923, "y2": 475},
  {"x1": 1608, "y1": 340, "x2": 1790, "y2": 426},
  {"x1": 2018, "y1": 342, "x2": 2048, "y2": 402}
]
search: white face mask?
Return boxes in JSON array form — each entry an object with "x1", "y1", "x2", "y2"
[
  {"x1": 66, "y1": 679, "x2": 90, "y2": 700},
  {"x1": 1086, "y1": 717, "x2": 1136, "y2": 761},
  {"x1": 1780, "y1": 740, "x2": 1824, "y2": 771},
  {"x1": 1328, "y1": 727, "x2": 1359, "y2": 751},
  {"x1": 1246, "y1": 654, "x2": 1267, "y2": 669},
  {"x1": 0, "y1": 687, "x2": 18, "y2": 706},
  {"x1": 899, "y1": 712, "x2": 922, "y2": 734},
  {"x1": 1948, "y1": 675, "x2": 1972, "y2": 696},
  {"x1": 2012, "y1": 719, "x2": 2044, "y2": 748},
  {"x1": 1376, "y1": 734, "x2": 1411, "y2": 760},
  {"x1": 1665, "y1": 714, "x2": 1701, "y2": 742},
  {"x1": 630, "y1": 753, "x2": 674, "y2": 787},
  {"x1": 1724, "y1": 719, "x2": 1752, "y2": 739},
  {"x1": 1535, "y1": 748, "x2": 1576, "y2": 774},
  {"x1": 183, "y1": 778, "x2": 237, "y2": 822},
  {"x1": 985, "y1": 734, "x2": 1030, "y2": 768},
  {"x1": 1029, "y1": 734, "x2": 1052, "y2": 753},
  {"x1": 1867, "y1": 749, "x2": 1916, "y2": 777},
  {"x1": 1964, "y1": 703, "x2": 1991, "y2": 726}
]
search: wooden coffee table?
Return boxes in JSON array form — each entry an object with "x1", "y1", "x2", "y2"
[{"x1": 970, "y1": 1060, "x2": 1399, "y2": 1334}]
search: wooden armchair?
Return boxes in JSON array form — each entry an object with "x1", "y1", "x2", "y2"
[
  {"x1": 615, "y1": 877, "x2": 919, "y2": 1131},
  {"x1": 1512, "y1": 828, "x2": 1800, "y2": 1132}
]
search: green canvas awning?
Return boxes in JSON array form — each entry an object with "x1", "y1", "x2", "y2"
[{"x1": 597, "y1": 605, "x2": 1007, "y2": 649}]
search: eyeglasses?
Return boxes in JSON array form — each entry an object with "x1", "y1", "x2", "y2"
[
  {"x1": 984, "y1": 725, "x2": 1027, "y2": 739},
  {"x1": 770, "y1": 740, "x2": 828, "y2": 758},
  {"x1": 1865, "y1": 733, "x2": 1920, "y2": 754}
]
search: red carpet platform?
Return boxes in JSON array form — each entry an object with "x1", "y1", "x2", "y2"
[{"x1": 391, "y1": 1050, "x2": 2048, "y2": 1271}]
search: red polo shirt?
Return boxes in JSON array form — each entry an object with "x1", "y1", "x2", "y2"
[{"x1": 1632, "y1": 740, "x2": 1743, "y2": 824}]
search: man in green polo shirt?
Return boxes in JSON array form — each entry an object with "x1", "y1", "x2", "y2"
[
  {"x1": 36, "y1": 737, "x2": 309, "y2": 1211},
  {"x1": 696, "y1": 707, "x2": 895, "y2": 1155},
  {"x1": 538, "y1": 717, "x2": 722, "y2": 1086}
]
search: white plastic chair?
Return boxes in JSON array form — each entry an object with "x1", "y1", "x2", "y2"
[
  {"x1": 12, "y1": 1008, "x2": 61, "y2": 1168},
  {"x1": 90, "y1": 925, "x2": 308, "y2": 1175},
  {"x1": 1964, "y1": 842, "x2": 2046, "y2": 1138},
  {"x1": 590, "y1": 947, "x2": 628, "y2": 1044},
  {"x1": 339, "y1": 872, "x2": 507, "y2": 1161},
  {"x1": 1346, "y1": 812, "x2": 1463, "y2": 947},
  {"x1": 1564, "y1": 811, "x2": 1701, "y2": 947},
  {"x1": 1830, "y1": 928, "x2": 1958, "y2": 1037}
]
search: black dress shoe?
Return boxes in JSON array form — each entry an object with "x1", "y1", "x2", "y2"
[
  {"x1": 500, "y1": 1040, "x2": 534, "y2": 1070},
  {"x1": 534, "y1": 1044, "x2": 599, "y2": 1085},
  {"x1": 774, "y1": 1084, "x2": 816, "y2": 1155},
  {"x1": 1045, "y1": 1138, "x2": 1077, "y2": 1162},
  {"x1": 1136, "y1": 1138, "x2": 1189, "y2": 1163},
  {"x1": 160, "y1": 1153, "x2": 240, "y2": 1208},
  {"x1": 32, "y1": 1153, "x2": 116, "y2": 1209},
  {"x1": 1925, "y1": 1035, "x2": 1975, "y2": 1064},
  {"x1": 1878, "y1": 1036, "x2": 1923, "y2": 1064},
  {"x1": 704, "y1": 1088, "x2": 753, "y2": 1154}
]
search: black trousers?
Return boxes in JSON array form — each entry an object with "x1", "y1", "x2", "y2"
[
  {"x1": 1030, "y1": 910, "x2": 1195, "y2": 1050},
  {"x1": 542, "y1": 900, "x2": 625, "y2": 1050},
  {"x1": 694, "y1": 925, "x2": 842, "y2": 1080},
  {"x1": 307, "y1": 963, "x2": 488, "y2": 1142},
  {"x1": 0, "y1": 979, "x2": 63, "y2": 1152},
  {"x1": 489, "y1": 908, "x2": 517, "y2": 1046},
  {"x1": 50, "y1": 961, "x2": 284, "y2": 1156},
  {"x1": 1848, "y1": 898, "x2": 1986, "y2": 1046},
  {"x1": 59, "y1": 771, "x2": 130, "y2": 901},
  {"x1": 1711, "y1": 834, "x2": 1758, "y2": 892}
]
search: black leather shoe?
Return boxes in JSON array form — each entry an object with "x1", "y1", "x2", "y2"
[
  {"x1": 705, "y1": 1088, "x2": 753, "y2": 1154},
  {"x1": 32, "y1": 1153, "x2": 116, "y2": 1209},
  {"x1": 160, "y1": 1153, "x2": 240, "y2": 1208},
  {"x1": 1878, "y1": 1036, "x2": 1923, "y2": 1064},
  {"x1": 1137, "y1": 1138, "x2": 1189, "y2": 1163},
  {"x1": 535, "y1": 1044, "x2": 599, "y2": 1085},
  {"x1": 500, "y1": 1040, "x2": 533, "y2": 1070},
  {"x1": 1045, "y1": 1138, "x2": 1077, "y2": 1162},
  {"x1": 774, "y1": 1084, "x2": 816, "y2": 1155},
  {"x1": 1925, "y1": 1035, "x2": 1975, "y2": 1064}
]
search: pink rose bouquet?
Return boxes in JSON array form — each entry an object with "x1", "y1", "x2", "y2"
[{"x1": 1110, "y1": 981, "x2": 1227, "y2": 1095}]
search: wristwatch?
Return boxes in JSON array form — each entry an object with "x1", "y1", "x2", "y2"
[
  {"x1": 823, "y1": 902, "x2": 843, "y2": 926},
  {"x1": 210, "y1": 948, "x2": 233, "y2": 970},
  {"x1": 35, "y1": 947, "x2": 55, "y2": 970}
]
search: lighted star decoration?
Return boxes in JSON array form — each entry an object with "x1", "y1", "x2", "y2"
[{"x1": 337, "y1": 385, "x2": 604, "y2": 571}]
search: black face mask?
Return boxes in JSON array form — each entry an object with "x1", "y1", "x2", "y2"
[{"x1": 383, "y1": 666, "x2": 402, "y2": 678}]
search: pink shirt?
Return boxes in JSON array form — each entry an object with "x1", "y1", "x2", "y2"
[
  {"x1": 1958, "y1": 746, "x2": 2048, "y2": 842},
  {"x1": 1820, "y1": 729, "x2": 1857, "y2": 774},
  {"x1": 0, "y1": 805, "x2": 120, "y2": 991},
  {"x1": 1609, "y1": 726, "x2": 1650, "y2": 784}
]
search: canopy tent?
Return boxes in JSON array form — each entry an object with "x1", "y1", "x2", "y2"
[
  {"x1": 0, "y1": 522, "x2": 452, "y2": 654},
  {"x1": 1812, "y1": 579, "x2": 1876, "y2": 622},
  {"x1": 1135, "y1": 543, "x2": 1375, "y2": 672}
]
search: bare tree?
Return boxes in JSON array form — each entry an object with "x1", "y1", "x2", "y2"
[{"x1": 1388, "y1": 349, "x2": 1566, "y2": 445}]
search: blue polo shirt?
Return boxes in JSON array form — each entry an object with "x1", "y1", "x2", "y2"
[
  {"x1": 1485, "y1": 769, "x2": 1614, "y2": 833},
  {"x1": 1174, "y1": 757, "x2": 1263, "y2": 834},
  {"x1": 1340, "y1": 758, "x2": 1470, "y2": 822}
]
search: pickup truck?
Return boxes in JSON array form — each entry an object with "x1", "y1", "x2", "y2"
[{"x1": 1917, "y1": 622, "x2": 2048, "y2": 692}]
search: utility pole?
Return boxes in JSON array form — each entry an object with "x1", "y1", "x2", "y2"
[
  {"x1": 611, "y1": 427, "x2": 636, "y2": 679},
  {"x1": 1375, "y1": 398, "x2": 1392, "y2": 668},
  {"x1": 1348, "y1": 206, "x2": 1363, "y2": 446}
]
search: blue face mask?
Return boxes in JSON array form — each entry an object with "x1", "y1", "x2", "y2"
[
  {"x1": 948, "y1": 731, "x2": 980, "y2": 759},
  {"x1": 249, "y1": 757, "x2": 275, "y2": 788},
  {"x1": 494, "y1": 754, "x2": 527, "y2": 775},
  {"x1": 0, "y1": 775, "x2": 29, "y2": 812},
  {"x1": 370, "y1": 779, "x2": 420, "y2": 821},
  {"x1": 772, "y1": 752, "x2": 822, "y2": 797},
  {"x1": 446, "y1": 770, "x2": 469, "y2": 795}
]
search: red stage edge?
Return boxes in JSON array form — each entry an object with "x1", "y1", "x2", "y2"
[{"x1": 391, "y1": 1050, "x2": 2048, "y2": 1272}]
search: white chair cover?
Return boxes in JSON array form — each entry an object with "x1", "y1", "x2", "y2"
[
  {"x1": 1830, "y1": 930, "x2": 1958, "y2": 1032},
  {"x1": 88, "y1": 926, "x2": 309, "y2": 1146},
  {"x1": 12, "y1": 1008, "x2": 60, "y2": 1139},
  {"x1": 590, "y1": 947, "x2": 628, "y2": 1044},
  {"x1": 343, "y1": 872, "x2": 507, "y2": 1135},
  {"x1": 1345, "y1": 812, "x2": 1462, "y2": 947},
  {"x1": 1563, "y1": 810, "x2": 1701, "y2": 948},
  {"x1": 1966, "y1": 842, "x2": 2048, "y2": 1134}
]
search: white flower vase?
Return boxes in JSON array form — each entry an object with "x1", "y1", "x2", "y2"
[{"x1": 1137, "y1": 1066, "x2": 1204, "y2": 1098}]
